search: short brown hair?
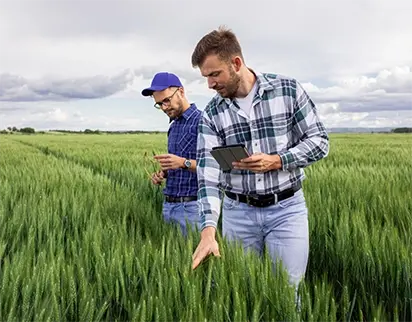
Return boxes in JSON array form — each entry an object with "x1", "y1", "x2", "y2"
[{"x1": 191, "y1": 25, "x2": 244, "y2": 68}]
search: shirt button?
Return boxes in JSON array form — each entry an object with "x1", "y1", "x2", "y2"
[{"x1": 258, "y1": 179, "x2": 261, "y2": 182}]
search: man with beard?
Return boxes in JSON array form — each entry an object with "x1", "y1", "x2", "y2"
[
  {"x1": 141, "y1": 72, "x2": 202, "y2": 237},
  {"x1": 190, "y1": 26, "x2": 330, "y2": 292}
]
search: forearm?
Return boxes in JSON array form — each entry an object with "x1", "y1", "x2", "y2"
[{"x1": 279, "y1": 129, "x2": 329, "y2": 170}]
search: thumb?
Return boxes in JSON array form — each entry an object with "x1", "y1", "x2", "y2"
[{"x1": 212, "y1": 243, "x2": 221, "y2": 257}]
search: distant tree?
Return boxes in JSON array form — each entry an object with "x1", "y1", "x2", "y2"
[
  {"x1": 7, "y1": 127, "x2": 12, "y2": 131},
  {"x1": 19, "y1": 127, "x2": 35, "y2": 134},
  {"x1": 84, "y1": 129, "x2": 101, "y2": 134},
  {"x1": 391, "y1": 127, "x2": 412, "y2": 133},
  {"x1": 12, "y1": 126, "x2": 18, "y2": 132}
]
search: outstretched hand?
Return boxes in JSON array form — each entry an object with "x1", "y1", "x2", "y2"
[{"x1": 192, "y1": 227, "x2": 221, "y2": 270}]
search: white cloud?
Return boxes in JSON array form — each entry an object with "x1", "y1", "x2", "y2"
[
  {"x1": 302, "y1": 66, "x2": 412, "y2": 116},
  {"x1": 0, "y1": 0, "x2": 411, "y2": 130},
  {"x1": 0, "y1": 70, "x2": 135, "y2": 102}
]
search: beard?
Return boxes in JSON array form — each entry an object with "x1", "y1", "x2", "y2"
[
  {"x1": 166, "y1": 100, "x2": 184, "y2": 120},
  {"x1": 217, "y1": 69, "x2": 241, "y2": 99}
]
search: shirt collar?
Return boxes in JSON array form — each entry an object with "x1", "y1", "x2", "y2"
[
  {"x1": 216, "y1": 69, "x2": 274, "y2": 106},
  {"x1": 179, "y1": 103, "x2": 197, "y2": 120},
  {"x1": 169, "y1": 103, "x2": 197, "y2": 123}
]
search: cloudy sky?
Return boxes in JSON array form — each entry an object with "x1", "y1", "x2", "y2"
[{"x1": 1, "y1": 0, "x2": 411, "y2": 131}]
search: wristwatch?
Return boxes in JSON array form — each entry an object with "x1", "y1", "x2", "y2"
[{"x1": 183, "y1": 159, "x2": 191, "y2": 169}]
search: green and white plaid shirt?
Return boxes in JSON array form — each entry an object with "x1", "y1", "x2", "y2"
[{"x1": 196, "y1": 71, "x2": 329, "y2": 230}]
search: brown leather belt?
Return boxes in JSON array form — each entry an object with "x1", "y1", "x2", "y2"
[
  {"x1": 224, "y1": 181, "x2": 302, "y2": 208},
  {"x1": 165, "y1": 195, "x2": 197, "y2": 203}
]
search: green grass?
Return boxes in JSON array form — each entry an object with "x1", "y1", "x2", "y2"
[{"x1": 0, "y1": 133, "x2": 411, "y2": 321}]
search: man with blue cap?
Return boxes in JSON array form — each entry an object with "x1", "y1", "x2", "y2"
[{"x1": 141, "y1": 72, "x2": 202, "y2": 236}]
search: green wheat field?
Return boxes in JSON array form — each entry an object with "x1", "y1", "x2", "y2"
[{"x1": 0, "y1": 133, "x2": 411, "y2": 322}]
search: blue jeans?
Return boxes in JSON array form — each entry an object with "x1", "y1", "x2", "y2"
[
  {"x1": 222, "y1": 189, "x2": 309, "y2": 288},
  {"x1": 162, "y1": 200, "x2": 201, "y2": 237}
]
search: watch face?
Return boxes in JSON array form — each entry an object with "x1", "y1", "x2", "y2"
[{"x1": 184, "y1": 159, "x2": 191, "y2": 168}]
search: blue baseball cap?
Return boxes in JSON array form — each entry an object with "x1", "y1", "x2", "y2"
[{"x1": 141, "y1": 72, "x2": 183, "y2": 96}]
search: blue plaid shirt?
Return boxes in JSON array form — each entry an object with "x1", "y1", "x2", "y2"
[{"x1": 164, "y1": 103, "x2": 201, "y2": 197}]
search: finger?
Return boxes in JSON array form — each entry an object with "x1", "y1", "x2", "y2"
[
  {"x1": 212, "y1": 245, "x2": 221, "y2": 257},
  {"x1": 160, "y1": 163, "x2": 173, "y2": 170},
  {"x1": 154, "y1": 154, "x2": 170, "y2": 160},
  {"x1": 193, "y1": 245, "x2": 221, "y2": 269},
  {"x1": 158, "y1": 160, "x2": 172, "y2": 166},
  {"x1": 192, "y1": 255, "x2": 205, "y2": 270},
  {"x1": 192, "y1": 245, "x2": 201, "y2": 260},
  {"x1": 240, "y1": 155, "x2": 263, "y2": 163},
  {"x1": 233, "y1": 161, "x2": 261, "y2": 169},
  {"x1": 248, "y1": 164, "x2": 264, "y2": 172},
  {"x1": 192, "y1": 241, "x2": 205, "y2": 260},
  {"x1": 192, "y1": 247, "x2": 211, "y2": 270}
]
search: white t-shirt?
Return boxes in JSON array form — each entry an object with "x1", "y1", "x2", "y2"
[{"x1": 235, "y1": 81, "x2": 258, "y2": 118}]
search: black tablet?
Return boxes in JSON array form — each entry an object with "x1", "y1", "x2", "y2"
[{"x1": 210, "y1": 144, "x2": 250, "y2": 171}]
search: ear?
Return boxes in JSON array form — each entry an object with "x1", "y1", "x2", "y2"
[
  {"x1": 232, "y1": 56, "x2": 242, "y2": 72},
  {"x1": 174, "y1": 87, "x2": 184, "y2": 101}
]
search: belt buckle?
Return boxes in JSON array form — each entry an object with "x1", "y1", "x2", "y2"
[{"x1": 246, "y1": 195, "x2": 260, "y2": 207}]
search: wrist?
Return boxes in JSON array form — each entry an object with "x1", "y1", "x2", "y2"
[
  {"x1": 180, "y1": 157, "x2": 186, "y2": 169},
  {"x1": 270, "y1": 154, "x2": 282, "y2": 170},
  {"x1": 201, "y1": 226, "x2": 216, "y2": 240},
  {"x1": 182, "y1": 158, "x2": 192, "y2": 169}
]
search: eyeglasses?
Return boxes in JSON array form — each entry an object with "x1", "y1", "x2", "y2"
[{"x1": 154, "y1": 88, "x2": 179, "y2": 109}]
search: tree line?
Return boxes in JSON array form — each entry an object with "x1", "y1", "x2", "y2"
[
  {"x1": 391, "y1": 127, "x2": 412, "y2": 133},
  {"x1": 1, "y1": 126, "x2": 411, "y2": 135},
  {"x1": 0, "y1": 127, "x2": 166, "y2": 135}
]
